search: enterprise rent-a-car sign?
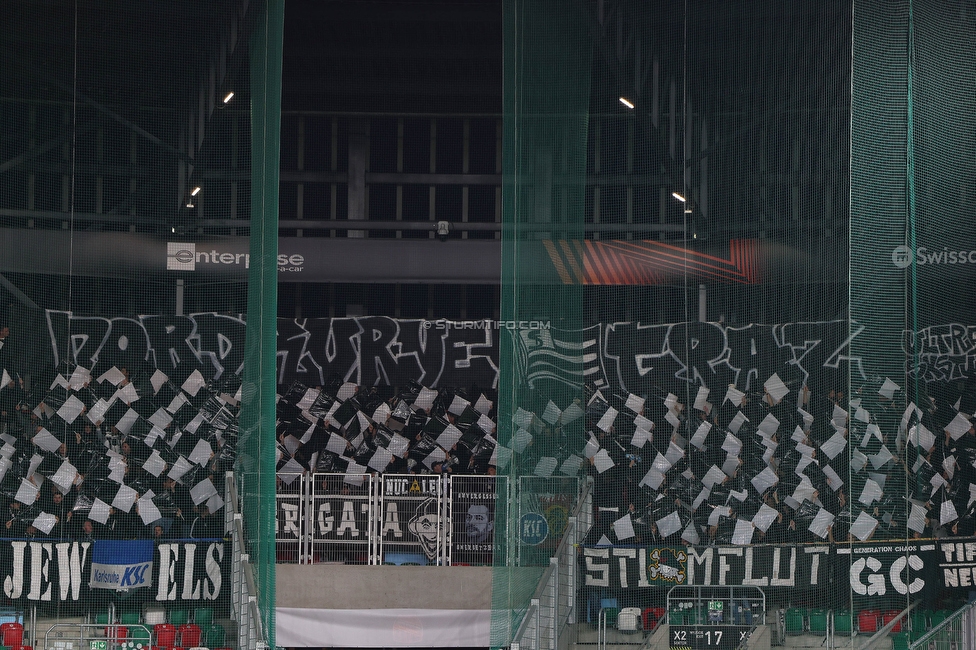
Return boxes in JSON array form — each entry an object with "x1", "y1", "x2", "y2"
[{"x1": 167, "y1": 242, "x2": 304, "y2": 273}]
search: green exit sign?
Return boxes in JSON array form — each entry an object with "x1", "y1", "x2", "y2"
[{"x1": 90, "y1": 641, "x2": 107, "y2": 650}]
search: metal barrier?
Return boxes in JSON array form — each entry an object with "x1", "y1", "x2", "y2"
[
  {"x1": 226, "y1": 471, "x2": 269, "y2": 650},
  {"x1": 665, "y1": 585, "x2": 766, "y2": 626},
  {"x1": 275, "y1": 473, "x2": 515, "y2": 565},
  {"x1": 510, "y1": 476, "x2": 594, "y2": 650},
  {"x1": 45, "y1": 623, "x2": 153, "y2": 650},
  {"x1": 910, "y1": 601, "x2": 976, "y2": 650}
]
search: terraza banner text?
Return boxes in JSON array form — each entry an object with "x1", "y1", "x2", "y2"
[
  {"x1": 582, "y1": 541, "x2": 959, "y2": 597},
  {"x1": 0, "y1": 539, "x2": 226, "y2": 603}
]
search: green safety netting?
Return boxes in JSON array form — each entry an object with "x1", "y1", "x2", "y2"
[
  {"x1": 0, "y1": 1, "x2": 282, "y2": 645},
  {"x1": 493, "y1": 0, "x2": 976, "y2": 646}
]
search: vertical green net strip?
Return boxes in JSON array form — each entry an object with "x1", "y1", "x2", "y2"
[
  {"x1": 849, "y1": 0, "x2": 912, "y2": 620},
  {"x1": 240, "y1": 0, "x2": 284, "y2": 646},
  {"x1": 493, "y1": 0, "x2": 591, "y2": 644},
  {"x1": 911, "y1": 6, "x2": 976, "y2": 332}
]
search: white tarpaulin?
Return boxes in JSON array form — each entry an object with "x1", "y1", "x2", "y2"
[{"x1": 276, "y1": 608, "x2": 491, "y2": 647}]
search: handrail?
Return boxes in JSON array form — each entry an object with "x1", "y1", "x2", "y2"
[
  {"x1": 910, "y1": 600, "x2": 976, "y2": 650},
  {"x1": 226, "y1": 470, "x2": 270, "y2": 650},
  {"x1": 510, "y1": 477, "x2": 594, "y2": 650},
  {"x1": 512, "y1": 601, "x2": 541, "y2": 650}
]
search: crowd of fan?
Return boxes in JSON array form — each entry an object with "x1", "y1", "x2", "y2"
[
  {"x1": 4, "y1": 312, "x2": 976, "y2": 546},
  {"x1": 0, "y1": 321, "x2": 232, "y2": 541},
  {"x1": 579, "y1": 375, "x2": 976, "y2": 547}
]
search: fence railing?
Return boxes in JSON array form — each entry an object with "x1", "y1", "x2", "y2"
[
  {"x1": 278, "y1": 473, "x2": 586, "y2": 566},
  {"x1": 910, "y1": 601, "x2": 976, "y2": 650},
  {"x1": 226, "y1": 472, "x2": 269, "y2": 650},
  {"x1": 276, "y1": 474, "x2": 584, "y2": 566},
  {"x1": 511, "y1": 477, "x2": 594, "y2": 650}
]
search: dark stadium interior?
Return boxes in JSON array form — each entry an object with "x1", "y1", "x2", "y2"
[{"x1": 3, "y1": 2, "x2": 976, "y2": 649}]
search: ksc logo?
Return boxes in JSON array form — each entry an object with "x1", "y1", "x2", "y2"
[
  {"x1": 121, "y1": 563, "x2": 150, "y2": 587},
  {"x1": 892, "y1": 245, "x2": 912, "y2": 268},
  {"x1": 167, "y1": 242, "x2": 196, "y2": 271}
]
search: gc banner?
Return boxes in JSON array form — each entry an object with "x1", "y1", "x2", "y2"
[
  {"x1": 450, "y1": 475, "x2": 499, "y2": 565},
  {"x1": 90, "y1": 540, "x2": 154, "y2": 590},
  {"x1": 837, "y1": 542, "x2": 937, "y2": 597}
]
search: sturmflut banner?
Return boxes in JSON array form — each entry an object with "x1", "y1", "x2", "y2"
[
  {"x1": 90, "y1": 540, "x2": 154, "y2": 590},
  {"x1": 582, "y1": 542, "x2": 951, "y2": 598}
]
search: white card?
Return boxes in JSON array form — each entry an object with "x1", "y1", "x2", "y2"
[
  {"x1": 533, "y1": 457, "x2": 558, "y2": 478},
  {"x1": 764, "y1": 373, "x2": 789, "y2": 404},
  {"x1": 724, "y1": 385, "x2": 745, "y2": 407},
  {"x1": 143, "y1": 450, "x2": 167, "y2": 477},
  {"x1": 137, "y1": 496, "x2": 163, "y2": 525},
  {"x1": 112, "y1": 485, "x2": 138, "y2": 513},
  {"x1": 190, "y1": 478, "x2": 218, "y2": 506},
  {"x1": 181, "y1": 370, "x2": 207, "y2": 397},
  {"x1": 32, "y1": 428, "x2": 62, "y2": 453},
  {"x1": 597, "y1": 407, "x2": 618, "y2": 433},
  {"x1": 559, "y1": 455, "x2": 584, "y2": 476},
  {"x1": 188, "y1": 439, "x2": 214, "y2": 466},
  {"x1": 626, "y1": 393, "x2": 646, "y2": 414},
  {"x1": 90, "y1": 498, "x2": 112, "y2": 524},
  {"x1": 150, "y1": 369, "x2": 169, "y2": 394},
  {"x1": 57, "y1": 395, "x2": 86, "y2": 424},
  {"x1": 592, "y1": 449, "x2": 615, "y2": 474},
  {"x1": 98, "y1": 366, "x2": 126, "y2": 386},
  {"x1": 613, "y1": 513, "x2": 635, "y2": 540}
]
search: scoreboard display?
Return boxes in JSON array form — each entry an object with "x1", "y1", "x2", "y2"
[{"x1": 669, "y1": 626, "x2": 754, "y2": 650}]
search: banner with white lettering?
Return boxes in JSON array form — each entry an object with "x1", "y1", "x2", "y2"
[
  {"x1": 450, "y1": 476, "x2": 499, "y2": 565},
  {"x1": 90, "y1": 540, "x2": 153, "y2": 590},
  {"x1": 582, "y1": 542, "x2": 941, "y2": 598},
  {"x1": 836, "y1": 542, "x2": 937, "y2": 598},
  {"x1": 17, "y1": 308, "x2": 976, "y2": 395},
  {"x1": 309, "y1": 473, "x2": 373, "y2": 563},
  {"x1": 583, "y1": 546, "x2": 689, "y2": 590},
  {"x1": 379, "y1": 475, "x2": 445, "y2": 565},
  {"x1": 937, "y1": 540, "x2": 976, "y2": 590},
  {"x1": 0, "y1": 540, "x2": 226, "y2": 603}
]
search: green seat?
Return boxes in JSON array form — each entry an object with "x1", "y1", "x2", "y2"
[
  {"x1": 120, "y1": 611, "x2": 140, "y2": 625},
  {"x1": 891, "y1": 632, "x2": 910, "y2": 650},
  {"x1": 205, "y1": 623, "x2": 226, "y2": 648},
  {"x1": 809, "y1": 609, "x2": 828, "y2": 634},
  {"x1": 95, "y1": 611, "x2": 112, "y2": 625},
  {"x1": 930, "y1": 610, "x2": 949, "y2": 629},
  {"x1": 194, "y1": 606, "x2": 214, "y2": 627},
  {"x1": 169, "y1": 608, "x2": 188, "y2": 625},
  {"x1": 128, "y1": 626, "x2": 151, "y2": 641},
  {"x1": 785, "y1": 608, "x2": 806, "y2": 634},
  {"x1": 834, "y1": 610, "x2": 853, "y2": 635},
  {"x1": 689, "y1": 606, "x2": 707, "y2": 625},
  {"x1": 603, "y1": 607, "x2": 620, "y2": 626},
  {"x1": 669, "y1": 610, "x2": 687, "y2": 625},
  {"x1": 911, "y1": 610, "x2": 930, "y2": 640}
]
